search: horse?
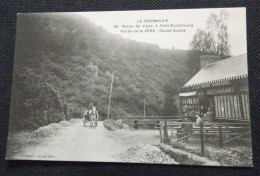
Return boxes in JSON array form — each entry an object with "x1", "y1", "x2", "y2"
[{"x1": 89, "y1": 106, "x2": 99, "y2": 128}]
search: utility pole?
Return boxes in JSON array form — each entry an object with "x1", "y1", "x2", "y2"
[
  {"x1": 95, "y1": 66, "x2": 98, "y2": 77},
  {"x1": 144, "y1": 98, "x2": 146, "y2": 120},
  {"x1": 107, "y1": 72, "x2": 114, "y2": 119}
]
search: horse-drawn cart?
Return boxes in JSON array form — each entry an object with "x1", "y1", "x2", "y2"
[
  {"x1": 83, "y1": 119, "x2": 88, "y2": 127},
  {"x1": 83, "y1": 107, "x2": 99, "y2": 128}
]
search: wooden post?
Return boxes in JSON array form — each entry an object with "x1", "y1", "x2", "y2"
[
  {"x1": 159, "y1": 122, "x2": 163, "y2": 143},
  {"x1": 200, "y1": 121, "x2": 205, "y2": 157},
  {"x1": 180, "y1": 97, "x2": 183, "y2": 117},
  {"x1": 238, "y1": 95, "x2": 245, "y2": 119},
  {"x1": 134, "y1": 120, "x2": 138, "y2": 129},
  {"x1": 219, "y1": 126, "x2": 223, "y2": 148},
  {"x1": 107, "y1": 72, "x2": 114, "y2": 119},
  {"x1": 144, "y1": 98, "x2": 146, "y2": 120},
  {"x1": 164, "y1": 120, "x2": 168, "y2": 143}
]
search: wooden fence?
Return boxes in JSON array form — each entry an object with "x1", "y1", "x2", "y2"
[
  {"x1": 159, "y1": 120, "x2": 251, "y2": 156},
  {"x1": 115, "y1": 116, "x2": 251, "y2": 157},
  {"x1": 115, "y1": 116, "x2": 182, "y2": 120},
  {"x1": 122, "y1": 118, "x2": 182, "y2": 129}
]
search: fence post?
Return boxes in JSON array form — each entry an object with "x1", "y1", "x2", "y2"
[
  {"x1": 159, "y1": 122, "x2": 163, "y2": 143},
  {"x1": 134, "y1": 120, "x2": 138, "y2": 129},
  {"x1": 164, "y1": 120, "x2": 168, "y2": 143},
  {"x1": 200, "y1": 121, "x2": 204, "y2": 157},
  {"x1": 219, "y1": 126, "x2": 223, "y2": 148}
]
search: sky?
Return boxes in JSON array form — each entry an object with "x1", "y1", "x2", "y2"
[{"x1": 75, "y1": 8, "x2": 247, "y2": 56}]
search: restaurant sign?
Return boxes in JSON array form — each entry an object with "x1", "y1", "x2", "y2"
[
  {"x1": 196, "y1": 85, "x2": 248, "y2": 96},
  {"x1": 207, "y1": 87, "x2": 234, "y2": 95}
]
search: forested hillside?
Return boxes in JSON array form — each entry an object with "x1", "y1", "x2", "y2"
[{"x1": 10, "y1": 13, "x2": 200, "y2": 130}]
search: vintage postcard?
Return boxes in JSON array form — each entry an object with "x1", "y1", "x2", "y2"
[{"x1": 6, "y1": 8, "x2": 252, "y2": 166}]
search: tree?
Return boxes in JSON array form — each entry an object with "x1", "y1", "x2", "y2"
[
  {"x1": 217, "y1": 24, "x2": 230, "y2": 59},
  {"x1": 190, "y1": 29, "x2": 215, "y2": 54},
  {"x1": 162, "y1": 79, "x2": 179, "y2": 116},
  {"x1": 190, "y1": 10, "x2": 230, "y2": 59}
]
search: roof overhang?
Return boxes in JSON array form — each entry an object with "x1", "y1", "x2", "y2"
[{"x1": 182, "y1": 54, "x2": 248, "y2": 88}]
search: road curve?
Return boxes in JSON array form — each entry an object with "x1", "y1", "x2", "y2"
[{"x1": 12, "y1": 120, "x2": 160, "y2": 162}]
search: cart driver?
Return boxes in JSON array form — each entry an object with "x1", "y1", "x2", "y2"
[{"x1": 88, "y1": 102, "x2": 94, "y2": 110}]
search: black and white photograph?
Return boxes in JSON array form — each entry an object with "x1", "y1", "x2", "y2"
[{"x1": 6, "y1": 8, "x2": 252, "y2": 167}]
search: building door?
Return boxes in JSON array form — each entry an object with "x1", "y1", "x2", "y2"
[
  {"x1": 208, "y1": 96, "x2": 215, "y2": 115},
  {"x1": 198, "y1": 95, "x2": 207, "y2": 116},
  {"x1": 199, "y1": 96, "x2": 215, "y2": 116}
]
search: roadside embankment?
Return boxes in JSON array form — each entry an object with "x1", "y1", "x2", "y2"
[
  {"x1": 103, "y1": 119, "x2": 129, "y2": 131},
  {"x1": 32, "y1": 119, "x2": 82, "y2": 138},
  {"x1": 158, "y1": 144, "x2": 220, "y2": 166},
  {"x1": 119, "y1": 143, "x2": 219, "y2": 165},
  {"x1": 169, "y1": 140, "x2": 252, "y2": 166},
  {"x1": 119, "y1": 144, "x2": 178, "y2": 164},
  {"x1": 6, "y1": 118, "x2": 83, "y2": 159}
]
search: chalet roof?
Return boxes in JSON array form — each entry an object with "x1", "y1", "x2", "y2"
[{"x1": 183, "y1": 54, "x2": 248, "y2": 88}]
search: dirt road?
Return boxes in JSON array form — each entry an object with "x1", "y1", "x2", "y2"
[{"x1": 11, "y1": 120, "x2": 160, "y2": 162}]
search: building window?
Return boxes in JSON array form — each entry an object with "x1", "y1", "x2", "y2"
[{"x1": 181, "y1": 97, "x2": 199, "y2": 115}]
